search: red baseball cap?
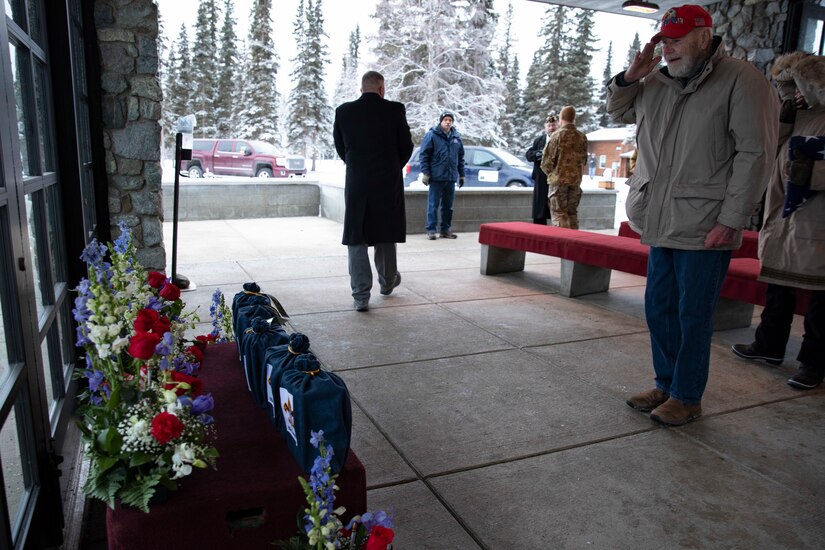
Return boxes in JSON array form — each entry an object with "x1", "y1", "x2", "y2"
[{"x1": 652, "y1": 4, "x2": 713, "y2": 43}]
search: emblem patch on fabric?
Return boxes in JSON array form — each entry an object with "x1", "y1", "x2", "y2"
[
  {"x1": 266, "y1": 363, "x2": 274, "y2": 410},
  {"x1": 243, "y1": 356, "x2": 252, "y2": 392},
  {"x1": 280, "y1": 387, "x2": 298, "y2": 444}
]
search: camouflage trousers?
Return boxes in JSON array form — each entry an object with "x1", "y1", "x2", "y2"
[{"x1": 548, "y1": 184, "x2": 583, "y2": 229}]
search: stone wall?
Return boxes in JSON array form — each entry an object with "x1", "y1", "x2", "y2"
[
  {"x1": 706, "y1": 0, "x2": 789, "y2": 74},
  {"x1": 94, "y1": 0, "x2": 164, "y2": 270}
]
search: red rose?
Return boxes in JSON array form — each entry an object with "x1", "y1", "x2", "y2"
[
  {"x1": 365, "y1": 526, "x2": 394, "y2": 550},
  {"x1": 194, "y1": 334, "x2": 217, "y2": 349},
  {"x1": 186, "y1": 345, "x2": 204, "y2": 363},
  {"x1": 147, "y1": 271, "x2": 167, "y2": 289},
  {"x1": 150, "y1": 411, "x2": 184, "y2": 444},
  {"x1": 159, "y1": 282, "x2": 181, "y2": 301},
  {"x1": 128, "y1": 332, "x2": 162, "y2": 360},
  {"x1": 134, "y1": 309, "x2": 159, "y2": 333},
  {"x1": 166, "y1": 371, "x2": 203, "y2": 396},
  {"x1": 134, "y1": 309, "x2": 170, "y2": 335}
]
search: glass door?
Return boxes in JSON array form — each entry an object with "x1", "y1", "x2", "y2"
[{"x1": 0, "y1": 0, "x2": 74, "y2": 546}]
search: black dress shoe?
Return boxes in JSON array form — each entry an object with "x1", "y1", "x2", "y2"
[{"x1": 730, "y1": 343, "x2": 783, "y2": 365}]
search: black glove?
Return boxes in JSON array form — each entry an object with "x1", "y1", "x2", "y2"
[
  {"x1": 779, "y1": 99, "x2": 797, "y2": 124},
  {"x1": 787, "y1": 148, "x2": 813, "y2": 187},
  {"x1": 458, "y1": 177, "x2": 465, "y2": 188}
]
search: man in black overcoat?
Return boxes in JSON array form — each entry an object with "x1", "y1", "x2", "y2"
[
  {"x1": 525, "y1": 113, "x2": 558, "y2": 225},
  {"x1": 333, "y1": 71, "x2": 414, "y2": 312}
]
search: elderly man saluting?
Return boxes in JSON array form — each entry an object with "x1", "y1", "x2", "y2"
[{"x1": 607, "y1": 5, "x2": 778, "y2": 425}]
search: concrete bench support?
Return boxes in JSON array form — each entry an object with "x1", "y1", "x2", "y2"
[
  {"x1": 713, "y1": 298, "x2": 755, "y2": 331},
  {"x1": 480, "y1": 244, "x2": 525, "y2": 275},
  {"x1": 560, "y1": 259, "x2": 612, "y2": 297}
]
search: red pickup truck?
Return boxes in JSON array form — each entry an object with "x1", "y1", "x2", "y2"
[{"x1": 185, "y1": 139, "x2": 306, "y2": 178}]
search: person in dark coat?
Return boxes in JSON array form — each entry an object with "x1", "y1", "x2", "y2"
[
  {"x1": 333, "y1": 71, "x2": 414, "y2": 312},
  {"x1": 525, "y1": 113, "x2": 558, "y2": 224}
]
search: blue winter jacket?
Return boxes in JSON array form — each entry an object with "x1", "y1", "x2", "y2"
[{"x1": 419, "y1": 126, "x2": 465, "y2": 183}]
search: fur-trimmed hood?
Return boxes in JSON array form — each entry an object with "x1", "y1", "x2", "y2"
[{"x1": 771, "y1": 52, "x2": 825, "y2": 108}]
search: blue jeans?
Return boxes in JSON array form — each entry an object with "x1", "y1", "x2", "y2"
[
  {"x1": 426, "y1": 181, "x2": 455, "y2": 233},
  {"x1": 645, "y1": 247, "x2": 732, "y2": 404}
]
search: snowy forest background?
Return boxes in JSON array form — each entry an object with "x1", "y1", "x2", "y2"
[{"x1": 159, "y1": 0, "x2": 650, "y2": 163}]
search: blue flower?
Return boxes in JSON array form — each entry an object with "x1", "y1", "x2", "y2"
[
  {"x1": 154, "y1": 332, "x2": 174, "y2": 357},
  {"x1": 310, "y1": 430, "x2": 325, "y2": 448},
  {"x1": 112, "y1": 221, "x2": 131, "y2": 254},
  {"x1": 80, "y1": 241, "x2": 108, "y2": 267},
  {"x1": 197, "y1": 413, "x2": 214, "y2": 425},
  {"x1": 191, "y1": 394, "x2": 214, "y2": 415}
]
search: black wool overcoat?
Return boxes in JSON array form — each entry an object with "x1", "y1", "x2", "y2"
[
  {"x1": 525, "y1": 133, "x2": 550, "y2": 220},
  {"x1": 333, "y1": 93, "x2": 414, "y2": 246}
]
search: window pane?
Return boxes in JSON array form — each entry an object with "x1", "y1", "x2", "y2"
[
  {"x1": 57, "y1": 300, "x2": 74, "y2": 384},
  {"x1": 44, "y1": 185, "x2": 65, "y2": 285},
  {"x1": 799, "y1": 17, "x2": 824, "y2": 54},
  {"x1": 9, "y1": 41, "x2": 36, "y2": 178},
  {"x1": 4, "y1": 0, "x2": 25, "y2": 28},
  {"x1": 27, "y1": 0, "x2": 43, "y2": 47},
  {"x1": 24, "y1": 193, "x2": 45, "y2": 318},
  {"x1": 1, "y1": 406, "x2": 27, "y2": 540},
  {"x1": 34, "y1": 60, "x2": 54, "y2": 173},
  {"x1": 0, "y1": 283, "x2": 9, "y2": 388},
  {"x1": 40, "y1": 332, "x2": 55, "y2": 410}
]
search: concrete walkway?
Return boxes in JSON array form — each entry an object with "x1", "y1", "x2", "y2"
[{"x1": 163, "y1": 216, "x2": 823, "y2": 549}]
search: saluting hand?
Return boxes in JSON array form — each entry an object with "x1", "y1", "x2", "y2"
[{"x1": 625, "y1": 42, "x2": 661, "y2": 84}]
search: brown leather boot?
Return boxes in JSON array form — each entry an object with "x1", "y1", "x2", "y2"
[
  {"x1": 626, "y1": 388, "x2": 669, "y2": 412},
  {"x1": 650, "y1": 397, "x2": 702, "y2": 426}
]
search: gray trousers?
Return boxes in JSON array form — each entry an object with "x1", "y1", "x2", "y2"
[{"x1": 347, "y1": 243, "x2": 397, "y2": 301}]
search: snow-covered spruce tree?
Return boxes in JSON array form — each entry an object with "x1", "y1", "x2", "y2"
[
  {"x1": 191, "y1": 0, "x2": 220, "y2": 137},
  {"x1": 332, "y1": 26, "x2": 362, "y2": 108},
  {"x1": 453, "y1": 0, "x2": 504, "y2": 146},
  {"x1": 496, "y1": 1, "x2": 522, "y2": 154},
  {"x1": 372, "y1": 0, "x2": 504, "y2": 145},
  {"x1": 164, "y1": 25, "x2": 195, "y2": 148},
  {"x1": 238, "y1": 0, "x2": 280, "y2": 143},
  {"x1": 157, "y1": 13, "x2": 176, "y2": 157},
  {"x1": 520, "y1": 4, "x2": 567, "y2": 144},
  {"x1": 559, "y1": 8, "x2": 597, "y2": 132},
  {"x1": 287, "y1": 0, "x2": 333, "y2": 166},
  {"x1": 596, "y1": 40, "x2": 614, "y2": 128},
  {"x1": 216, "y1": 0, "x2": 239, "y2": 138},
  {"x1": 625, "y1": 32, "x2": 641, "y2": 70}
]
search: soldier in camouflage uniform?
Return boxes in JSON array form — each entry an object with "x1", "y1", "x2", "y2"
[{"x1": 540, "y1": 106, "x2": 589, "y2": 229}]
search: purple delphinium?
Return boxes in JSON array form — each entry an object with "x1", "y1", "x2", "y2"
[
  {"x1": 84, "y1": 367, "x2": 111, "y2": 405},
  {"x1": 172, "y1": 355, "x2": 199, "y2": 375},
  {"x1": 209, "y1": 289, "x2": 223, "y2": 338},
  {"x1": 112, "y1": 221, "x2": 130, "y2": 255},
  {"x1": 154, "y1": 332, "x2": 174, "y2": 357}
]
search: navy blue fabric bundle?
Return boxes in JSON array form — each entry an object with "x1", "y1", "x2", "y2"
[
  {"x1": 279, "y1": 354, "x2": 352, "y2": 474},
  {"x1": 233, "y1": 303, "x2": 280, "y2": 358},
  {"x1": 264, "y1": 333, "x2": 311, "y2": 432},
  {"x1": 239, "y1": 317, "x2": 289, "y2": 409},
  {"x1": 231, "y1": 282, "x2": 265, "y2": 323}
]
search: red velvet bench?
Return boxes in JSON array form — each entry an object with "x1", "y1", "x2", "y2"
[
  {"x1": 106, "y1": 342, "x2": 367, "y2": 549},
  {"x1": 478, "y1": 222, "x2": 809, "y2": 330},
  {"x1": 618, "y1": 221, "x2": 759, "y2": 260}
]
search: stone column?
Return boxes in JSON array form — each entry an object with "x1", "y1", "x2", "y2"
[
  {"x1": 94, "y1": 0, "x2": 165, "y2": 270},
  {"x1": 706, "y1": 0, "x2": 789, "y2": 75}
]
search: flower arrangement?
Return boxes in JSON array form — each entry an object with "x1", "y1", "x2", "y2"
[
  {"x1": 276, "y1": 431, "x2": 395, "y2": 550},
  {"x1": 73, "y1": 223, "x2": 222, "y2": 512}
]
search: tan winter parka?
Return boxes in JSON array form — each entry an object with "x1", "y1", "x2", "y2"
[
  {"x1": 607, "y1": 37, "x2": 779, "y2": 250},
  {"x1": 758, "y1": 52, "x2": 825, "y2": 290}
]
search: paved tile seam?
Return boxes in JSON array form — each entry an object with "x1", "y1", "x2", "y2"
[{"x1": 352, "y1": 398, "x2": 488, "y2": 549}]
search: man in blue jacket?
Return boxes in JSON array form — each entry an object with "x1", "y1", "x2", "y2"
[{"x1": 419, "y1": 111, "x2": 465, "y2": 239}]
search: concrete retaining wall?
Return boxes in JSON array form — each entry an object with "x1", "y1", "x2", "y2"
[{"x1": 165, "y1": 180, "x2": 617, "y2": 231}]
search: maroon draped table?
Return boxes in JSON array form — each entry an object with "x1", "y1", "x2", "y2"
[{"x1": 106, "y1": 342, "x2": 366, "y2": 549}]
